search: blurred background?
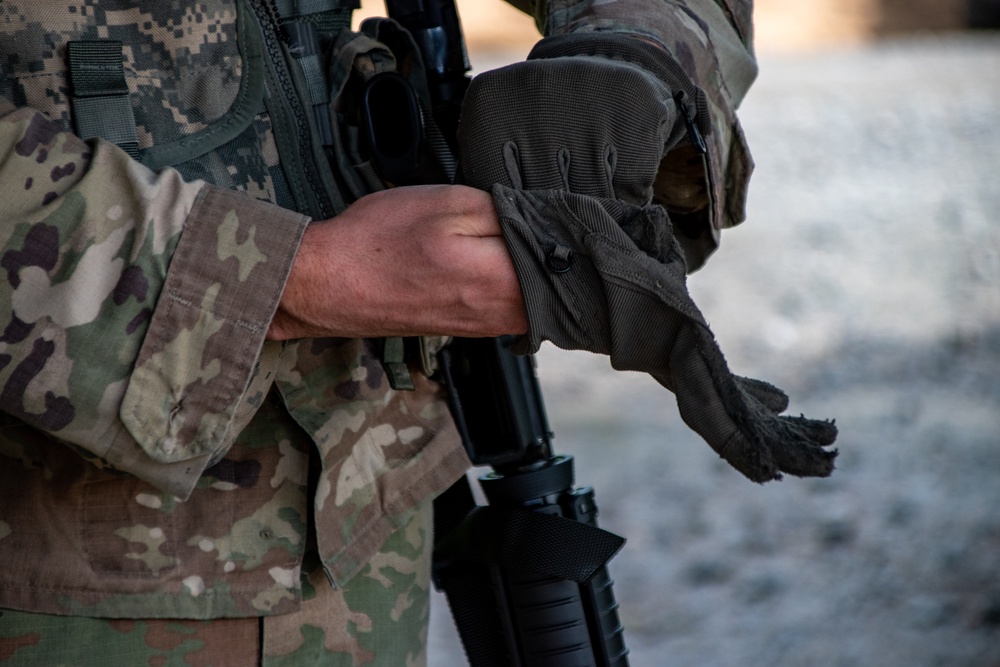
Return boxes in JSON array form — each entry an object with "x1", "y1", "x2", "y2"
[
  {"x1": 358, "y1": 0, "x2": 1000, "y2": 55},
  {"x1": 355, "y1": 3, "x2": 1000, "y2": 664}
]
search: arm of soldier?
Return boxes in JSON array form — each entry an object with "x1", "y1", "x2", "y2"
[
  {"x1": 508, "y1": 0, "x2": 752, "y2": 60},
  {"x1": 267, "y1": 184, "x2": 527, "y2": 341},
  {"x1": 0, "y1": 97, "x2": 307, "y2": 499},
  {"x1": 531, "y1": 0, "x2": 757, "y2": 105}
]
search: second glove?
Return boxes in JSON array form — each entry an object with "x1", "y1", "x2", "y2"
[{"x1": 491, "y1": 185, "x2": 837, "y2": 482}]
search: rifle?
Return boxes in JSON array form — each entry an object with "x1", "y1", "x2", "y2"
[{"x1": 382, "y1": 2, "x2": 630, "y2": 665}]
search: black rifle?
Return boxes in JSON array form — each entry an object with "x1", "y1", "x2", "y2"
[{"x1": 383, "y1": 2, "x2": 630, "y2": 665}]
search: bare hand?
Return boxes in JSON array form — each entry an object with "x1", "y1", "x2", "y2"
[{"x1": 267, "y1": 184, "x2": 527, "y2": 340}]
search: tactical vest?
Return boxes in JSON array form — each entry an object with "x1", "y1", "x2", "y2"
[{"x1": 17, "y1": 0, "x2": 449, "y2": 219}]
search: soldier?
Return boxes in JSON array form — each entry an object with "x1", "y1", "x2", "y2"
[{"x1": 0, "y1": 0, "x2": 834, "y2": 664}]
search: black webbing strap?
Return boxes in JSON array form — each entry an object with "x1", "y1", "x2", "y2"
[{"x1": 67, "y1": 41, "x2": 140, "y2": 160}]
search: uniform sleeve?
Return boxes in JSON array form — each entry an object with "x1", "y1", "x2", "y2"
[
  {"x1": 531, "y1": 0, "x2": 756, "y2": 106},
  {"x1": 0, "y1": 98, "x2": 309, "y2": 499}
]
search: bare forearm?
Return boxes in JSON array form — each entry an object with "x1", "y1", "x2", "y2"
[{"x1": 267, "y1": 185, "x2": 527, "y2": 340}]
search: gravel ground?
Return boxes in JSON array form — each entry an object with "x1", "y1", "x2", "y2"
[{"x1": 429, "y1": 34, "x2": 1000, "y2": 666}]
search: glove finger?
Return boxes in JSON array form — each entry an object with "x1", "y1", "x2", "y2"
[
  {"x1": 711, "y1": 411, "x2": 837, "y2": 481},
  {"x1": 766, "y1": 415, "x2": 839, "y2": 477},
  {"x1": 489, "y1": 186, "x2": 839, "y2": 483},
  {"x1": 672, "y1": 323, "x2": 838, "y2": 481},
  {"x1": 734, "y1": 376, "x2": 789, "y2": 414},
  {"x1": 783, "y1": 415, "x2": 839, "y2": 447}
]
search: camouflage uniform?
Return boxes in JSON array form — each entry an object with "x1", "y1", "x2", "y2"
[{"x1": 0, "y1": 0, "x2": 755, "y2": 664}]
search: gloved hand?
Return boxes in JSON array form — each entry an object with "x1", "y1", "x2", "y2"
[
  {"x1": 458, "y1": 35, "x2": 837, "y2": 481},
  {"x1": 457, "y1": 33, "x2": 695, "y2": 205}
]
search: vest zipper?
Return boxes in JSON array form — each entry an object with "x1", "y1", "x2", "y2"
[{"x1": 249, "y1": 0, "x2": 337, "y2": 220}]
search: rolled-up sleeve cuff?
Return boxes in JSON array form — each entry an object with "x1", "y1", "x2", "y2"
[{"x1": 118, "y1": 185, "x2": 309, "y2": 498}]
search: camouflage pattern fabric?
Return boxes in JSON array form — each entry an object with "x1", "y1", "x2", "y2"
[
  {"x1": 0, "y1": 502, "x2": 433, "y2": 666},
  {"x1": 261, "y1": 501, "x2": 434, "y2": 666},
  {"x1": 0, "y1": 0, "x2": 289, "y2": 196},
  {"x1": 0, "y1": 98, "x2": 306, "y2": 497},
  {"x1": 0, "y1": 613, "x2": 261, "y2": 667},
  {"x1": 272, "y1": 339, "x2": 468, "y2": 586}
]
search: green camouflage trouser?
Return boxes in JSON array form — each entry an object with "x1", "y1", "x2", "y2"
[{"x1": 0, "y1": 503, "x2": 433, "y2": 667}]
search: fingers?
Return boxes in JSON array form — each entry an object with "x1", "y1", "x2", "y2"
[
  {"x1": 716, "y1": 416, "x2": 838, "y2": 483},
  {"x1": 799, "y1": 416, "x2": 839, "y2": 447},
  {"x1": 735, "y1": 376, "x2": 790, "y2": 414},
  {"x1": 764, "y1": 415, "x2": 839, "y2": 478},
  {"x1": 731, "y1": 375, "x2": 836, "y2": 478}
]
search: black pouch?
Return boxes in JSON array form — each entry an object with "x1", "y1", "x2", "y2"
[{"x1": 324, "y1": 17, "x2": 454, "y2": 200}]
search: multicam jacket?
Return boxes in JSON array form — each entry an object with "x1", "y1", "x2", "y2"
[{"x1": 0, "y1": 0, "x2": 755, "y2": 619}]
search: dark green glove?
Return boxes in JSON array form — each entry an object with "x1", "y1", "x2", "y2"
[
  {"x1": 457, "y1": 34, "x2": 693, "y2": 205},
  {"x1": 458, "y1": 35, "x2": 837, "y2": 481},
  {"x1": 492, "y1": 186, "x2": 837, "y2": 481}
]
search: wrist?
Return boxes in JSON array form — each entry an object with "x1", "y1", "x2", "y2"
[{"x1": 266, "y1": 221, "x2": 337, "y2": 340}]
